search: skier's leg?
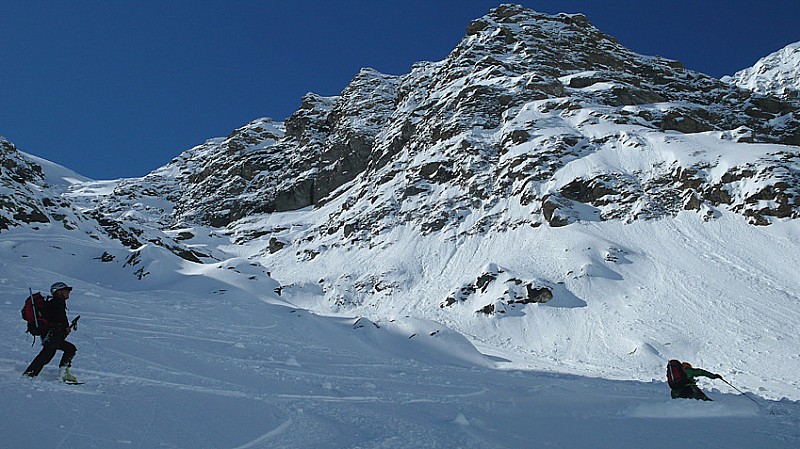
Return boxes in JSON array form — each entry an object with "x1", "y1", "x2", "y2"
[
  {"x1": 691, "y1": 386, "x2": 712, "y2": 401},
  {"x1": 58, "y1": 341, "x2": 77, "y2": 368},
  {"x1": 675, "y1": 386, "x2": 695, "y2": 399},
  {"x1": 23, "y1": 344, "x2": 58, "y2": 377}
]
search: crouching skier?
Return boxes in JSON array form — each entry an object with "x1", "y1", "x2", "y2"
[
  {"x1": 667, "y1": 360, "x2": 722, "y2": 401},
  {"x1": 23, "y1": 282, "x2": 80, "y2": 383}
]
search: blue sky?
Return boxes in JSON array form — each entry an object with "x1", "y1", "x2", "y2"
[{"x1": 2, "y1": 1, "x2": 798, "y2": 179}]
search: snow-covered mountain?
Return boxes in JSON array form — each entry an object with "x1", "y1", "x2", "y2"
[
  {"x1": 64, "y1": 7, "x2": 799, "y2": 236},
  {"x1": 723, "y1": 41, "x2": 800, "y2": 100},
  {"x1": 2, "y1": 5, "x2": 800, "y2": 448}
]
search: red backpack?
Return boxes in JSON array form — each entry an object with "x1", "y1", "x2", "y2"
[
  {"x1": 21, "y1": 291, "x2": 50, "y2": 336},
  {"x1": 666, "y1": 359, "x2": 689, "y2": 388}
]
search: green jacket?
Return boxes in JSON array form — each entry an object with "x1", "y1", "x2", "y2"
[{"x1": 684, "y1": 367, "x2": 720, "y2": 383}]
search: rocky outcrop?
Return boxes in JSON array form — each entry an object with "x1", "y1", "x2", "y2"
[
  {"x1": 164, "y1": 69, "x2": 402, "y2": 227},
  {"x1": 0, "y1": 139, "x2": 83, "y2": 231},
  {"x1": 441, "y1": 263, "x2": 554, "y2": 315}
]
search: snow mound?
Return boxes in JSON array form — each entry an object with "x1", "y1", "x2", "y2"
[{"x1": 351, "y1": 316, "x2": 493, "y2": 368}]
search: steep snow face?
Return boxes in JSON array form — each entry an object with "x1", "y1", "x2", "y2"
[
  {"x1": 213, "y1": 6, "x2": 800, "y2": 404},
  {"x1": 20, "y1": 152, "x2": 90, "y2": 188},
  {"x1": 723, "y1": 41, "x2": 800, "y2": 100}
]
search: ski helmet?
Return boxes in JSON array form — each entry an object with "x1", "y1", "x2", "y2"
[{"x1": 50, "y1": 282, "x2": 73, "y2": 295}]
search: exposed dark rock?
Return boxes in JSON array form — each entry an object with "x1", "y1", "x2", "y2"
[
  {"x1": 268, "y1": 237, "x2": 287, "y2": 253},
  {"x1": 477, "y1": 303, "x2": 496, "y2": 315},
  {"x1": 97, "y1": 252, "x2": 116, "y2": 262}
]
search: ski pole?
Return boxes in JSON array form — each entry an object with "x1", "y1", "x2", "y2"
[
  {"x1": 28, "y1": 287, "x2": 41, "y2": 346},
  {"x1": 721, "y1": 378, "x2": 746, "y2": 394},
  {"x1": 29, "y1": 288, "x2": 39, "y2": 328},
  {"x1": 721, "y1": 378, "x2": 773, "y2": 413}
]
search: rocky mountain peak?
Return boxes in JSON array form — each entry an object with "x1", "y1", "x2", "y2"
[
  {"x1": 463, "y1": 5, "x2": 633, "y2": 75},
  {"x1": 286, "y1": 6, "x2": 800, "y2": 240},
  {"x1": 161, "y1": 67, "x2": 401, "y2": 227},
  {"x1": 12, "y1": 6, "x2": 798, "y2": 247}
]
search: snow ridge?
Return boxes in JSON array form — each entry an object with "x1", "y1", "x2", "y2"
[{"x1": 723, "y1": 41, "x2": 800, "y2": 100}]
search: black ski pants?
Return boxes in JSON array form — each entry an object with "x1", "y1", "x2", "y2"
[
  {"x1": 24, "y1": 329, "x2": 76, "y2": 377},
  {"x1": 673, "y1": 384, "x2": 712, "y2": 401}
]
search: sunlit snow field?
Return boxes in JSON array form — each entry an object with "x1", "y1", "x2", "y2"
[{"x1": 2, "y1": 212, "x2": 799, "y2": 448}]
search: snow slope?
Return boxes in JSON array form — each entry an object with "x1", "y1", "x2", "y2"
[
  {"x1": 2, "y1": 217, "x2": 799, "y2": 448},
  {"x1": 241, "y1": 206, "x2": 800, "y2": 402},
  {"x1": 20, "y1": 150, "x2": 91, "y2": 189}
]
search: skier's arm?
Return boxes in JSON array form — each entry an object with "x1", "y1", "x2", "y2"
[{"x1": 687, "y1": 367, "x2": 722, "y2": 379}]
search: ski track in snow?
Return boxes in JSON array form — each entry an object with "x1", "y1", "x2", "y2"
[{"x1": 230, "y1": 418, "x2": 293, "y2": 449}]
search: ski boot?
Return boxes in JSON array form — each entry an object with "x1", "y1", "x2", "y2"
[{"x1": 60, "y1": 366, "x2": 78, "y2": 383}]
